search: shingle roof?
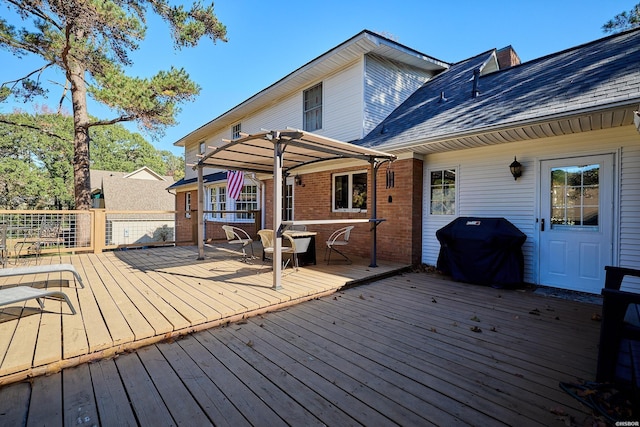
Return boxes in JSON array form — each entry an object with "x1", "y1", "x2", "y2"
[
  {"x1": 166, "y1": 171, "x2": 227, "y2": 190},
  {"x1": 90, "y1": 169, "x2": 175, "y2": 211},
  {"x1": 360, "y1": 27, "x2": 640, "y2": 150}
]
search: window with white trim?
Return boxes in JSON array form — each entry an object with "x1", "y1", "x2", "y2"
[
  {"x1": 185, "y1": 192, "x2": 191, "y2": 218},
  {"x1": 303, "y1": 83, "x2": 322, "y2": 131},
  {"x1": 429, "y1": 169, "x2": 456, "y2": 215},
  {"x1": 209, "y1": 186, "x2": 227, "y2": 219},
  {"x1": 333, "y1": 171, "x2": 367, "y2": 212},
  {"x1": 235, "y1": 185, "x2": 258, "y2": 220},
  {"x1": 199, "y1": 141, "x2": 205, "y2": 154},
  {"x1": 232, "y1": 123, "x2": 242, "y2": 139},
  {"x1": 207, "y1": 184, "x2": 258, "y2": 222},
  {"x1": 284, "y1": 181, "x2": 293, "y2": 221}
]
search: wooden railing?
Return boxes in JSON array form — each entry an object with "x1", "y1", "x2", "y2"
[{"x1": 0, "y1": 209, "x2": 262, "y2": 262}]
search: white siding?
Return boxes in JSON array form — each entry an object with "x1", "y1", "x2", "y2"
[
  {"x1": 421, "y1": 126, "x2": 640, "y2": 292},
  {"x1": 322, "y1": 61, "x2": 364, "y2": 142},
  {"x1": 183, "y1": 61, "x2": 370, "y2": 180},
  {"x1": 364, "y1": 54, "x2": 435, "y2": 137}
]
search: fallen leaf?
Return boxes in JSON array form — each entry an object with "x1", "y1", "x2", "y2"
[
  {"x1": 246, "y1": 340, "x2": 254, "y2": 347},
  {"x1": 431, "y1": 298, "x2": 437, "y2": 303},
  {"x1": 359, "y1": 294, "x2": 365, "y2": 300},
  {"x1": 591, "y1": 313, "x2": 602, "y2": 321},
  {"x1": 470, "y1": 326, "x2": 482, "y2": 333},
  {"x1": 529, "y1": 308, "x2": 541, "y2": 316},
  {"x1": 430, "y1": 327, "x2": 437, "y2": 333},
  {"x1": 470, "y1": 315, "x2": 480, "y2": 322}
]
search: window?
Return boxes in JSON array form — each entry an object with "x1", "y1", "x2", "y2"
[
  {"x1": 333, "y1": 171, "x2": 367, "y2": 212},
  {"x1": 550, "y1": 164, "x2": 599, "y2": 227},
  {"x1": 303, "y1": 83, "x2": 322, "y2": 131},
  {"x1": 199, "y1": 141, "x2": 205, "y2": 155},
  {"x1": 209, "y1": 186, "x2": 227, "y2": 219},
  {"x1": 430, "y1": 169, "x2": 456, "y2": 215},
  {"x1": 283, "y1": 182, "x2": 293, "y2": 221},
  {"x1": 235, "y1": 185, "x2": 258, "y2": 220},
  {"x1": 185, "y1": 192, "x2": 191, "y2": 218},
  {"x1": 207, "y1": 184, "x2": 258, "y2": 222},
  {"x1": 232, "y1": 123, "x2": 242, "y2": 139}
]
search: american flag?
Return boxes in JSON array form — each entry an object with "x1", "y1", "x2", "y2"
[{"x1": 227, "y1": 170, "x2": 244, "y2": 200}]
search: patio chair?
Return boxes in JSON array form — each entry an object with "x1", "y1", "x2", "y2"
[
  {"x1": 221, "y1": 225, "x2": 255, "y2": 262},
  {"x1": 325, "y1": 226, "x2": 354, "y2": 265},
  {"x1": 257, "y1": 229, "x2": 297, "y2": 270},
  {"x1": 15, "y1": 221, "x2": 63, "y2": 265}
]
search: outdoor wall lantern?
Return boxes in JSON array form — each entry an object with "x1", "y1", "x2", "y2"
[
  {"x1": 294, "y1": 175, "x2": 303, "y2": 186},
  {"x1": 509, "y1": 156, "x2": 523, "y2": 181}
]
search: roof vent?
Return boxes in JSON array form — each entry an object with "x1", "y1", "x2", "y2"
[
  {"x1": 472, "y1": 68, "x2": 480, "y2": 98},
  {"x1": 438, "y1": 91, "x2": 447, "y2": 103}
]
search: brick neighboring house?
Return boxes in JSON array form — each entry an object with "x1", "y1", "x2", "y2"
[{"x1": 172, "y1": 28, "x2": 640, "y2": 293}]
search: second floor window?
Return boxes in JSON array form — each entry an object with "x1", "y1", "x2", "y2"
[
  {"x1": 304, "y1": 83, "x2": 322, "y2": 131},
  {"x1": 232, "y1": 123, "x2": 242, "y2": 139}
]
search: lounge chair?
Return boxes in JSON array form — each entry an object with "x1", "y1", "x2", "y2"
[
  {"x1": 0, "y1": 286, "x2": 76, "y2": 314},
  {"x1": 0, "y1": 263, "x2": 85, "y2": 288}
]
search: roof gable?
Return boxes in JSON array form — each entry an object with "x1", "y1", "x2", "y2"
[{"x1": 173, "y1": 30, "x2": 449, "y2": 148}]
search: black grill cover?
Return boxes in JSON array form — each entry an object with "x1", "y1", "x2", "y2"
[{"x1": 436, "y1": 217, "x2": 526, "y2": 287}]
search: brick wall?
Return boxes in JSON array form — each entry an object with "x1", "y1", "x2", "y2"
[{"x1": 263, "y1": 158, "x2": 423, "y2": 265}]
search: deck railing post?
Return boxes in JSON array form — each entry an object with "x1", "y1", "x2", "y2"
[{"x1": 92, "y1": 209, "x2": 106, "y2": 254}]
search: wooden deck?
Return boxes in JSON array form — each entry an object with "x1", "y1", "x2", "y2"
[
  {"x1": 0, "y1": 246, "x2": 605, "y2": 425},
  {"x1": 0, "y1": 244, "x2": 406, "y2": 385}
]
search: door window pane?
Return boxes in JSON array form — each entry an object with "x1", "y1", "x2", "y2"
[{"x1": 550, "y1": 164, "x2": 599, "y2": 228}]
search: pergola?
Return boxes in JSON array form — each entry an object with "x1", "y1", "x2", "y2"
[{"x1": 194, "y1": 129, "x2": 396, "y2": 289}]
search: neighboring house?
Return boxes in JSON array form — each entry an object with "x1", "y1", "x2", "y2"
[
  {"x1": 91, "y1": 167, "x2": 176, "y2": 245},
  {"x1": 360, "y1": 27, "x2": 640, "y2": 293},
  {"x1": 172, "y1": 28, "x2": 640, "y2": 294}
]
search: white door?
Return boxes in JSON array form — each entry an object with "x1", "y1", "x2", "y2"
[{"x1": 539, "y1": 155, "x2": 614, "y2": 293}]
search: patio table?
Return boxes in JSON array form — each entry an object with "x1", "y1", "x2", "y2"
[{"x1": 284, "y1": 230, "x2": 317, "y2": 265}]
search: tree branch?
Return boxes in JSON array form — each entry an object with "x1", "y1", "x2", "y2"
[
  {"x1": 1, "y1": 62, "x2": 56, "y2": 89},
  {"x1": 5, "y1": 0, "x2": 63, "y2": 31},
  {"x1": 0, "y1": 118, "x2": 70, "y2": 142}
]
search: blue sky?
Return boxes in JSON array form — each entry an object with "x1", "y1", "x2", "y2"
[{"x1": 0, "y1": 0, "x2": 634, "y2": 155}]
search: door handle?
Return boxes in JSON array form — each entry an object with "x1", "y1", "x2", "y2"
[{"x1": 540, "y1": 218, "x2": 545, "y2": 232}]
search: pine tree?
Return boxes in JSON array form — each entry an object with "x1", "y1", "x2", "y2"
[{"x1": 0, "y1": 0, "x2": 226, "y2": 210}]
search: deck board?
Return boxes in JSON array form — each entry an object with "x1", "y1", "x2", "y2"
[{"x1": 0, "y1": 245, "x2": 606, "y2": 426}]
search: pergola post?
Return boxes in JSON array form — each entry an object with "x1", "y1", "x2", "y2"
[
  {"x1": 272, "y1": 136, "x2": 284, "y2": 290},
  {"x1": 197, "y1": 165, "x2": 205, "y2": 260}
]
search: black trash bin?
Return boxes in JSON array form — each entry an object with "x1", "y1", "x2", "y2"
[{"x1": 436, "y1": 217, "x2": 526, "y2": 287}]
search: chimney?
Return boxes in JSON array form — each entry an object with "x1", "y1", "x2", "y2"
[
  {"x1": 496, "y1": 45, "x2": 521, "y2": 69},
  {"x1": 472, "y1": 68, "x2": 480, "y2": 98}
]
